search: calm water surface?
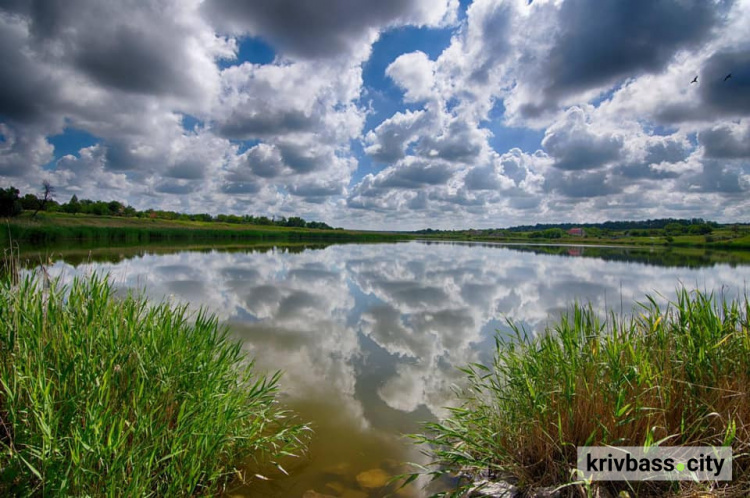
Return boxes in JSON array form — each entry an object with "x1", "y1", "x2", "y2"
[{"x1": 40, "y1": 241, "x2": 750, "y2": 497}]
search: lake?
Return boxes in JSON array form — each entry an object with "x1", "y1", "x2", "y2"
[{"x1": 36, "y1": 241, "x2": 750, "y2": 497}]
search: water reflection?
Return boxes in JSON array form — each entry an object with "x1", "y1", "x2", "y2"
[{"x1": 41, "y1": 241, "x2": 750, "y2": 497}]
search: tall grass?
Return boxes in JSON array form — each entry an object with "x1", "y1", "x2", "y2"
[
  {"x1": 0, "y1": 219, "x2": 408, "y2": 246},
  {"x1": 0, "y1": 273, "x2": 309, "y2": 496},
  {"x1": 412, "y1": 290, "x2": 750, "y2": 497}
]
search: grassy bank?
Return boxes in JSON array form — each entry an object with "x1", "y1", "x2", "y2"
[
  {"x1": 418, "y1": 230, "x2": 750, "y2": 251},
  {"x1": 5, "y1": 214, "x2": 750, "y2": 251},
  {"x1": 415, "y1": 221, "x2": 750, "y2": 251},
  {"x1": 413, "y1": 290, "x2": 750, "y2": 497},
  {"x1": 0, "y1": 273, "x2": 309, "y2": 496},
  {"x1": 1, "y1": 213, "x2": 410, "y2": 246}
]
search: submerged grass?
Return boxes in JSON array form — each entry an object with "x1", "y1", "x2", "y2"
[
  {"x1": 411, "y1": 290, "x2": 750, "y2": 497},
  {"x1": 0, "y1": 273, "x2": 309, "y2": 496}
]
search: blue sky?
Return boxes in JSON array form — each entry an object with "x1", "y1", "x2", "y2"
[
  {"x1": 48, "y1": 128, "x2": 100, "y2": 166},
  {"x1": 1, "y1": 0, "x2": 749, "y2": 229}
]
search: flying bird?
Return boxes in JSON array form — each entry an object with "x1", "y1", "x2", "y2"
[
  {"x1": 690, "y1": 76, "x2": 698, "y2": 84},
  {"x1": 724, "y1": 73, "x2": 732, "y2": 82}
]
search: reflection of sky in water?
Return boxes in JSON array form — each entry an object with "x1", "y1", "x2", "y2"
[{"x1": 43, "y1": 242, "x2": 750, "y2": 497}]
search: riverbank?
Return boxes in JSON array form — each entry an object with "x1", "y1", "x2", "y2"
[
  {"x1": 1, "y1": 212, "x2": 411, "y2": 245},
  {"x1": 418, "y1": 229, "x2": 750, "y2": 251},
  {"x1": 412, "y1": 290, "x2": 750, "y2": 497},
  {"x1": 0, "y1": 273, "x2": 309, "y2": 495},
  {"x1": 5, "y1": 214, "x2": 750, "y2": 252}
]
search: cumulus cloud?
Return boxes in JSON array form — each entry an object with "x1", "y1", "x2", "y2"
[
  {"x1": 386, "y1": 51, "x2": 436, "y2": 103},
  {"x1": 596, "y1": 1, "x2": 749, "y2": 126},
  {"x1": 213, "y1": 60, "x2": 363, "y2": 140},
  {"x1": 239, "y1": 143, "x2": 285, "y2": 179},
  {"x1": 416, "y1": 118, "x2": 488, "y2": 163},
  {"x1": 52, "y1": 145, "x2": 129, "y2": 196},
  {"x1": 542, "y1": 107, "x2": 624, "y2": 170},
  {"x1": 698, "y1": 49, "x2": 750, "y2": 117},
  {"x1": 0, "y1": 13, "x2": 64, "y2": 125},
  {"x1": 615, "y1": 134, "x2": 692, "y2": 180},
  {"x1": 0, "y1": 123, "x2": 54, "y2": 177},
  {"x1": 354, "y1": 158, "x2": 455, "y2": 198},
  {"x1": 201, "y1": 0, "x2": 458, "y2": 59},
  {"x1": 544, "y1": 169, "x2": 621, "y2": 199},
  {"x1": 355, "y1": 0, "x2": 750, "y2": 227},
  {"x1": 364, "y1": 110, "x2": 429, "y2": 163},
  {"x1": 681, "y1": 157, "x2": 750, "y2": 194},
  {"x1": 1, "y1": 1, "x2": 227, "y2": 117},
  {"x1": 700, "y1": 120, "x2": 750, "y2": 159},
  {"x1": 542, "y1": 0, "x2": 723, "y2": 102},
  {"x1": 1, "y1": 0, "x2": 748, "y2": 228},
  {"x1": 464, "y1": 148, "x2": 542, "y2": 192}
]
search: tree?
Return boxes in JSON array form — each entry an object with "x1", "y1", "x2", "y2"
[
  {"x1": 90, "y1": 201, "x2": 108, "y2": 216},
  {"x1": 542, "y1": 228, "x2": 564, "y2": 239},
  {"x1": 664, "y1": 223, "x2": 685, "y2": 236},
  {"x1": 107, "y1": 200, "x2": 125, "y2": 216},
  {"x1": 190, "y1": 213, "x2": 212, "y2": 222},
  {"x1": 32, "y1": 181, "x2": 55, "y2": 218},
  {"x1": 285, "y1": 216, "x2": 306, "y2": 228},
  {"x1": 20, "y1": 194, "x2": 40, "y2": 210},
  {"x1": 0, "y1": 186, "x2": 22, "y2": 217},
  {"x1": 687, "y1": 224, "x2": 712, "y2": 235},
  {"x1": 64, "y1": 195, "x2": 81, "y2": 215}
]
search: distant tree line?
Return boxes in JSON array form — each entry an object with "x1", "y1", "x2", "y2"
[
  {"x1": 415, "y1": 218, "x2": 719, "y2": 237},
  {"x1": 0, "y1": 185, "x2": 335, "y2": 230},
  {"x1": 503, "y1": 218, "x2": 719, "y2": 233}
]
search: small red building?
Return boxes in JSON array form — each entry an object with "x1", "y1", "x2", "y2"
[{"x1": 568, "y1": 227, "x2": 585, "y2": 237}]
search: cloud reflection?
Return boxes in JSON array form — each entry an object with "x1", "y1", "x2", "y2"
[{"x1": 42, "y1": 242, "x2": 750, "y2": 468}]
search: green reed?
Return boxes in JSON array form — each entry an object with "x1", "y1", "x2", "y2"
[
  {"x1": 0, "y1": 273, "x2": 310, "y2": 496},
  {"x1": 411, "y1": 290, "x2": 750, "y2": 497},
  {"x1": 0, "y1": 218, "x2": 408, "y2": 247}
]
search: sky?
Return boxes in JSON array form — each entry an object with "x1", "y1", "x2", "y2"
[{"x1": 0, "y1": 0, "x2": 749, "y2": 230}]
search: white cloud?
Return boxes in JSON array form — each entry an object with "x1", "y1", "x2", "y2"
[
  {"x1": 364, "y1": 110, "x2": 429, "y2": 163},
  {"x1": 1, "y1": 0, "x2": 749, "y2": 228},
  {"x1": 542, "y1": 106, "x2": 624, "y2": 170},
  {"x1": 386, "y1": 51, "x2": 436, "y2": 103},
  {"x1": 0, "y1": 123, "x2": 54, "y2": 178}
]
